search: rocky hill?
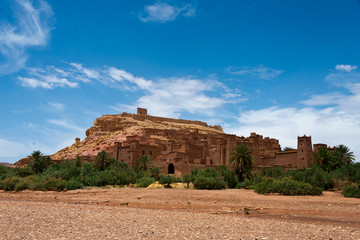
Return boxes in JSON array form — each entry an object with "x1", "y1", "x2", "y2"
[{"x1": 50, "y1": 111, "x2": 224, "y2": 162}]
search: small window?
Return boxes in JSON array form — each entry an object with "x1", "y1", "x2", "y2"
[
  {"x1": 302, "y1": 157, "x2": 304, "y2": 160},
  {"x1": 150, "y1": 151, "x2": 152, "y2": 155},
  {"x1": 142, "y1": 150, "x2": 145, "y2": 155}
]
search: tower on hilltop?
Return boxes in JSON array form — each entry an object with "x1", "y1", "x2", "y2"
[{"x1": 137, "y1": 107, "x2": 148, "y2": 115}]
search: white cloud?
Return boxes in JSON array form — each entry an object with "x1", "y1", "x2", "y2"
[
  {"x1": 19, "y1": 75, "x2": 78, "y2": 89},
  {"x1": 46, "y1": 102, "x2": 65, "y2": 112},
  {"x1": 108, "y1": 67, "x2": 153, "y2": 90},
  {"x1": 0, "y1": 0, "x2": 53, "y2": 75},
  {"x1": 301, "y1": 93, "x2": 346, "y2": 106},
  {"x1": 227, "y1": 77, "x2": 360, "y2": 159},
  {"x1": 0, "y1": 138, "x2": 31, "y2": 158},
  {"x1": 112, "y1": 77, "x2": 239, "y2": 118},
  {"x1": 47, "y1": 119, "x2": 84, "y2": 133},
  {"x1": 335, "y1": 64, "x2": 357, "y2": 72},
  {"x1": 19, "y1": 62, "x2": 242, "y2": 118},
  {"x1": 139, "y1": 2, "x2": 195, "y2": 23},
  {"x1": 18, "y1": 63, "x2": 153, "y2": 90},
  {"x1": 227, "y1": 65, "x2": 283, "y2": 80}
]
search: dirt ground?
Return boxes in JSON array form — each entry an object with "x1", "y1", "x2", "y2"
[{"x1": 0, "y1": 188, "x2": 360, "y2": 239}]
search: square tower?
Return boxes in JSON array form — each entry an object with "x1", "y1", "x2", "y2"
[{"x1": 137, "y1": 108, "x2": 147, "y2": 115}]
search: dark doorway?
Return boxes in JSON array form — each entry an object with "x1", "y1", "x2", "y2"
[{"x1": 168, "y1": 163, "x2": 175, "y2": 174}]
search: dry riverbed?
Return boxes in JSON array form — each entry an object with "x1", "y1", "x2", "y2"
[{"x1": 0, "y1": 188, "x2": 360, "y2": 239}]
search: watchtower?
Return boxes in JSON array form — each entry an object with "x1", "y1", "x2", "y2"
[
  {"x1": 296, "y1": 135, "x2": 313, "y2": 168},
  {"x1": 137, "y1": 107, "x2": 147, "y2": 115}
]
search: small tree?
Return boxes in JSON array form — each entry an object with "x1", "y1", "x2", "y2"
[
  {"x1": 28, "y1": 150, "x2": 52, "y2": 174},
  {"x1": 229, "y1": 144, "x2": 254, "y2": 182},
  {"x1": 150, "y1": 166, "x2": 161, "y2": 180},
  {"x1": 183, "y1": 174, "x2": 192, "y2": 188},
  {"x1": 95, "y1": 151, "x2": 111, "y2": 170},
  {"x1": 135, "y1": 155, "x2": 152, "y2": 171}
]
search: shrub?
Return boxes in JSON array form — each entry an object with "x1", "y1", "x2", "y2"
[
  {"x1": 65, "y1": 179, "x2": 84, "y2": 190},
  {"x1": 253, "y1": 178, "x2": 274, "y2": 194},
  {"x1": 342, "y1": 185, "x2": 360, "y2": 198},
  {"x1": 0, "y1": 177, "x2": 21, "y2": 191},
  {"x1": 158, "y1": 175, "x2": 181, "y2": 188},
  {"x1": 40, "y1": 177, "x2": 66, "y2": 191},
  {"x1": 14, "y1": 180, "x2": 28, "y2": 192},
  {"x1": 254, "y1": 178, "x2": 322, "y2": 196},
  {"x1": 136, "y1": 177, "x2": 155, "y2": 188},
  {"x1": 96, "y1": 169, "x2": 118, "y2": 186},
  {"x1": 236, "y1": 178, "x2": 253, "y2": 189},
  {"x1": 219, "y1": 165, "x2": 239, "y2": 189},
  {"x1": 7, "y1": 167, "x2": 33, "y2": 178},
  {"x1": 115, "y1": 169, "x2": 136, "y2": 186},
  {"x1": 193, "y1": 176, "x2": 226, "y2": 190},
  {"x1": 183, "y1": 174, "x2": 192, "y2": 188},
  {"x1": 80, "y1": 162, "x2": 98, "y2": 186}
]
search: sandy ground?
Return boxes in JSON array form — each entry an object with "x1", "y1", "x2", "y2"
[{"x1": 0, "y1": 188, "x2": 360, "y2": 239}]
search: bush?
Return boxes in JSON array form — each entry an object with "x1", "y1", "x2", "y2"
[
  {"x1": 40, "y1": 177, "x2": 66, "y2": 191},
  {"x1": 159, "y1": 175, "x2": 182, "y2": 188},
  {"x1": 193, "y1": 176, "x2": 226, "y2": 190},
  {"x1": 96, "y1": 169, "x2": 118, "y2": 186},
  {"x1": 80, "y1": 162, "x2": 98, "y2": 186},
  {"x1": 183, "y1": 174, "x2": 192, "y2": 188},
  {"x1": 0, "y1": 177, "x2": 21, "y2": 191},
  {"x1": 14, "y1": 180, "x2": 28, "y2": 192},
  {"x1": 254, "y1": 178, "x2": 322, "y2": 196},
  {"x1": 236, "y1": 178, "x2": 253, "y2": 189},
  {"x1": 253, "y1": 178, "x2": 274, "y2": 194},
  {"x1": 136, "y1": 177, "x2": 155, "y2": 188},
  {"x1": 219, "y1": 165, "x2": 239, "y2": 189},
  {"x1": 65, "y1": 179, "x2": 84, "y2": 190},
  {"x1": 7, "y1": 167, "x2": 33, "y2": 178},
  {"x1": 342, "y1": 185, "x2": 360, "y2": 198}
]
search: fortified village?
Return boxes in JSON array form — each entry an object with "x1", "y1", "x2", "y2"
[{"x1": 22, "y1": 108, "x2": 331, "y2": 176}]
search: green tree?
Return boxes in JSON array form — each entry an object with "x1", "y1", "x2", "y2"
[
  {"x1": 229, "y1": 144, "x2": 254, "y2": 182},
  {"x1": 314, "y1": 145, "x2": 355, "y2": 171},
  {"x1": 150, "y1": 166, "x2": 161, "y2": 180},
  {"x1": 135, "y1": 155, "x2": 152, "y2": 171},
  {"x1": 28, "y1": 150, "x2": 52, "y2": 174},
  {"x1": 314, "y1": 147, "x2": 333, "y2": 171},
  {"x1": 334, "y1": 144, "x2": 355, "y2": 165},
  {"x1": 95, "y1": 151, "x2": 111, "y2": 170}
]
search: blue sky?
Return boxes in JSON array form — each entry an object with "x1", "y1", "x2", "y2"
[{"x1": 1, "y1": 0, "x2": 360, "y2": 163}]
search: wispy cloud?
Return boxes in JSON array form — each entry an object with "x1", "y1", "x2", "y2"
[
  {"x1": 227, "y1": 65, "x2": 283, "y2": 80},
  {"x1": 139, "y1": 1, "x2": 195, "y2": 23},
  {"x1": 19, "y1": 62, "x2": 244, "y2": 118},
  {"x1": 114, "y1": 78, "x2": 227, "y2": 118},
  {"x1": 18, "y1": 63, "x2": 153, "y2": 90},
  {"x1": 325, "y1": 65, "x2": 360, "y2": 88},
  {"x1": 0, "y1": 0, "x2": 53, "y2": 75},
  {"x1": 47, "y1": 119, "x2": 84, "y2": 133},
  {"x1": 45, "y1": 102, "x2": 65, "y2": 112},
  {"x1": 335, "y1": 64, "x2": 357, "y2": 72}
]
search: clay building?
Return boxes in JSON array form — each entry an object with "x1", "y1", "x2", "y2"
[
  {"x1": 47, "y1": 107, "x2": 331, "y2": 176},
  {"x1": 110, "y1": 108, "x2": 325, "y2": 176}
]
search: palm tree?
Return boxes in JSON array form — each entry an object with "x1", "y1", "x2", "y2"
[
  {"x1": 334, "y1": 144, "x2": 355, "y2": 165},
  {"x1": 136, "y1": 155, "x2": 152, "y2": 171},
  {"x1": 95, "y1": 150, "x2": 110, "y2": 170},
  {"x1": 229, "y1": 144, "x2": 254, "y2": 182},
  {"x1": 313, "y1": 147, "x2": 333, "y2": 171},
  {"x1": 29, "y1": 150, "x2": 52, "y2": 174}
]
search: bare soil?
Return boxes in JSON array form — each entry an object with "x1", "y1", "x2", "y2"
[{"x1": 1, "y1": 188, "x2": 360, "y2": 239}]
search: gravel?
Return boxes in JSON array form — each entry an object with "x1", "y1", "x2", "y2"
[{"x1": 0, "y1": 188, "x2": 359, "y2": 239}]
